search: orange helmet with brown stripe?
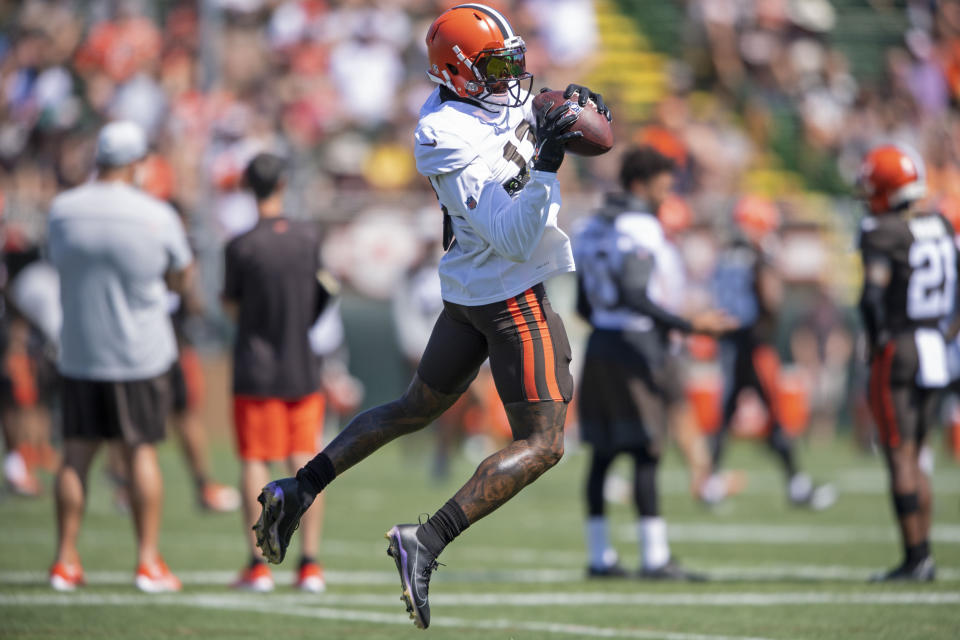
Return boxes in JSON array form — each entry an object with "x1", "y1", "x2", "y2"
[
  {"x1": 425, "y1": 4, "x2": 533, "y2": 109},
  {"x1": 858, "y1": 144, "x2": 927, "y2": 215}
]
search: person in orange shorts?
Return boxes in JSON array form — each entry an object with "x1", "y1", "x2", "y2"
[{"x1": 222, "y1": 153, "x2": 334, "y2": 593}]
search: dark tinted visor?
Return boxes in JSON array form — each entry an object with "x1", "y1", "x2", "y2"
[{"x1": 476, "y1": 47, "x2": 526, "y2": 82}]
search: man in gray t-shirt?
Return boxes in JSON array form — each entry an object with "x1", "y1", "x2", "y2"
[{"x1": 46, "y1": 121, "x2": 193, "y2": 594}]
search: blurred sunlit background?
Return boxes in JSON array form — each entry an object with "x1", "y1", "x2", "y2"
[{"x1": 4, "y1": 0, "x2": 960, "y2": 457}]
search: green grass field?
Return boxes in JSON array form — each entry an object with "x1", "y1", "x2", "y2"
[{"x1": 2, "y1": 428, "x2": 959, "y2": 640}]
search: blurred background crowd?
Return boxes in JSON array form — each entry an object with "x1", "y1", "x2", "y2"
[{"x1": 4, "y1": 0, "x2": 960, "y2": 492}]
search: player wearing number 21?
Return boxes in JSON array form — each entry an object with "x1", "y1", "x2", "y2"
[{"x1": 857, "y1": 144, "x2": 960, "y2": 582}]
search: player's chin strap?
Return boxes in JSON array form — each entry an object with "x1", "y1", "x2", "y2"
[{"x1": 425, "y1": 70, "x2": 505, "y2": 114}]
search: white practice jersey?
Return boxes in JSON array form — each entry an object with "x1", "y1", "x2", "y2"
[
  {"x1": 414, "y1": 88, "x2": 575, "y2": 306},
  {"x1": 650, "y1": 238, "x2": 686, "y2": 314},
  {"x1": 573, "y1": 207, "x2": 669, "y2": 332}
]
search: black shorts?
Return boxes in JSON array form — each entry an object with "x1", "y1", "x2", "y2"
[
  {"x1": 868, "y1": 333, "x2": 936, "y2": 449},
  {"x1": 61, "y1": 371, "x2": 172, "y2": 446},
  {"x1": 417, "y1": 284, "x2": 573, "y2": 405},
  {"x1": 578, "y1": 329, "x2": 670, "y2": 457}
]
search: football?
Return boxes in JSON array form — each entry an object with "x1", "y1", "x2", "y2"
[{"x1": 531, "y1": 89, "x2": 613, "y2": 157}]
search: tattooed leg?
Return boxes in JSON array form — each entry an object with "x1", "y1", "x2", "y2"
[
  {"x1": 453, "y1": 401, "x2": 567, "y2": 523},
  {"x1": 253, "y1": 375, "x2": 461, "y2": 563},
  {"x1": 323, "y1": 374, "x2": 462, "y2": 475}
]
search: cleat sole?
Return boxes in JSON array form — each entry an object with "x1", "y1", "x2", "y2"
[
  {"x1": 252, "y1": 488, "x2": 284, "y2": 563},
  {"x1": 385, "y1": 528, "x2": 426, "y2": 629}
]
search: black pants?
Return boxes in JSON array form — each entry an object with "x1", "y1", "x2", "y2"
[
  {"x1": 711, "y1": 328, "x2": 795, "y2": 475},
  {"x1": 586, "y1": 447, "x2": 659, "y2": 518},
  {"x1": 417, "y1": 283, "x2": 573, "y2": 405},
  {"x1": 869, "y1": 333, "x2": 936, "y2": 450}
]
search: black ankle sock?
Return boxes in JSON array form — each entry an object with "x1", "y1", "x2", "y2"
[
  {"x1": 417, "y1": 499, "x2": 470, "y2": 557},
  {"x1": 299, "y1": 555, "x2": 316, "y2": 569},
  {"x1": 249, "y1": 556, "x2": 265, "y2": 569},
  {"x1": 905, "y1": 541, "x2": 930, "y2": 565},
  {"x1": 296, "y1": 453, "x2": 336, "y2": 499}
]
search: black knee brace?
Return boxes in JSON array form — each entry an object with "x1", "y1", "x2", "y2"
[{"x1": 893, "y1": 492, "x2": 919, "y2": 516}]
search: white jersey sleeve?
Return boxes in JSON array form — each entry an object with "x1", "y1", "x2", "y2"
[
  {"x1": 413, "y1": 88, "x2": 574, "y2": 305},
  {"x1": 414, "y1": 123, "x2": 478, "y2": 177},
  {"x1": 431, "y1": 158, "x2": 559, "y2": 263}
]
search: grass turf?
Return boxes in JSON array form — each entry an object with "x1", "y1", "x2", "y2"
[{"x1": 2, "y1": 427, "x2": 959, "y2": 640}]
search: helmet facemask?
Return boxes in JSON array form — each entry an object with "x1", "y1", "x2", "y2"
[{"x1": 458, "y1": 37, "x2": 532, "y2": 108}]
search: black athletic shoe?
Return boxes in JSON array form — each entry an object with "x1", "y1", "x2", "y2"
[
  {"x1": 252, "y1": 477, "x2": 313, "y2": 564},
  {"x1": 587, "y1": 563, "x2": 629, "y2": 578},
  {"x1": 385, "y1": 524, "x2": 441, "y2": 629},
  {"x1": 638, "y1": 557, "x2": 708, "y2": 582},
  {"x1": 869, "y1": 556, "x2": 936, "y2": 582}
]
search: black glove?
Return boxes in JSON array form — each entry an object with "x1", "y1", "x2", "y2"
[
  {"x1": 563, "y1": 83, "x2": 612, "y2": 122},
  {"x1": 533, "y1": 89, "x2": 583, "y2": 173}
]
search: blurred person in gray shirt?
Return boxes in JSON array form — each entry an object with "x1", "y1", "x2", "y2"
[{"x1": 46, "y1": 121, "x2": 193, "y2": 593}]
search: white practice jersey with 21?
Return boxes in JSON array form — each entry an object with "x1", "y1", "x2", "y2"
[{"x1": 414, "y1": 87, "x2": 575, "y2": 306}]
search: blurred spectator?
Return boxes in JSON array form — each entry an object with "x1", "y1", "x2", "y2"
[
  {"x1": 0, "y1": 0, "x2": 959, "y2": 459},
  {"x1": 222, "y1": 152, "x2": 331, "y2": 593},
  {"x1": 47, "y1": 121, "x2": 190, "y2": 593}
]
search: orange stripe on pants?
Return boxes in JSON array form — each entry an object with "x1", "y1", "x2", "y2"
[
  {"x1": 868, "y1": 343, "x2": 900, "y2": 448},
  {"x1": 506, "y1": 296, "x2": 540, "y2": 402},
  {"x1": 879, "y1": 342, "x2": 901, "y2": 448},
  {"x1": 868, "y1": 355, "x2": 886, "y2": 444},
  {"x1": 523, "y1": 289, "x2": 562, "y2": 401}
]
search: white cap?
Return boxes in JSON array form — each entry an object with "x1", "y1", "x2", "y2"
[{"x1": 95, "y1": 121, "x2": 148, "y2": 167}]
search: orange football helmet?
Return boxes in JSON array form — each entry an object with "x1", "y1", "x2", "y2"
[
  {"x1": 425, "y1": 4, "x2": 533, "y2": 108},
  {"x1": 858, "y1": 144, "x2": 927, "y2": 214},
  {"x1": 734, "y1": 194, "x2": 780, "y2": 240}
]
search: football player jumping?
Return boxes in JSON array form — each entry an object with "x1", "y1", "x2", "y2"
[
  {"x1": 858, "y1": 144, "x2": 959, "y2": 581},
  {"x1": 252, "y1": 3, "x2": 609, "y2": 628}
]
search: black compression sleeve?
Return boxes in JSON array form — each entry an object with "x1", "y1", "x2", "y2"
[
  {"x1": 620, "y1": 251, "x2": 693, "y2": 333},
  {"x1": 858, "y1": 281, "x2": 886, "y2": 352}
]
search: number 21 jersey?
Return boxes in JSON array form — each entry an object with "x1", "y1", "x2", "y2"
[{"x1": 859, "y1": 211, "x2": 957, "y2": 334}]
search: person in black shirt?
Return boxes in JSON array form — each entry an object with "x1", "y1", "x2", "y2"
[
  {"x1": 858, "y1": 144, "x2": 960, "y2": 581},
  {"x1": 705, "y1": 196, "x2": 836, "y2": 511},
  {"x1": 223, "y1": 153, "x2": 333, "y2": 593}
]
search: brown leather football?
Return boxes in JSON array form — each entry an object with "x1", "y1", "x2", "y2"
[{"x1": 531, "y1": 89, "x2": 613, "y2": 157}]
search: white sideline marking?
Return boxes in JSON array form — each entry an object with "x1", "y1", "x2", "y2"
[
  {"x1": 0, "y1": 568, "x2": 584, "y2": 586},
  {"x1": 7, "y1": 523, "x2": 960, "y2": 552},
  {"x1": 2, "y1": 563, "x2": 959, "y2": 586},
  {"x1": 3, "y1": 588, "x2": 960, "y2": 608},
  {"x1": 0, "y1": 592, "x2": 776, "y2": 640}
]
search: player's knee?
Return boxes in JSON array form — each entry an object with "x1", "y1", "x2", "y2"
[
  {"x1": 544, "y1": 437, "x2": 563, "y2": 467},
  {"x1": 526, "y1": 432, "x2": 563, "y2": 471},
  {"x1": 885, "y1": 447, "x2": 919, "y2": 486}
]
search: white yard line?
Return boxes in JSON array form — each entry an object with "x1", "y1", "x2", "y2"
[
  {"x1": 0, "y1": 592, "x2": 777, "y2": 640},
  {"x1": 0, "y1": 568, "x2": 584, "y2": 586},
  {"x1": 2, "y1": 587, "x2": 960, "y2": 608},
  {"x1": 6, "y1": 523, "x2": 960, "y2": 552},
  {"x1": 2, "y1": 562, "x2": 959, "y2": 586}
]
